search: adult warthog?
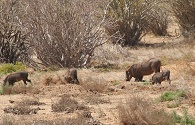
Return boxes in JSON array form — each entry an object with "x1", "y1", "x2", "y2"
[
  {"x1": 64, "y1": 68, "x2": 79, "y2": 84},
  {"x1": 3, "y1": 71, "x2": 31, "y2": 86},
  {"x1": 152, "y1": 69, "x2": 171, "y2": 84},
  {"x1": 126, "y1": 58, "x2": 161, "y2": 82}
]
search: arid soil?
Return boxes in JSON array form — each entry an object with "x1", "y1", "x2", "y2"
[{"x1": 0, "y1": 35, "x2": 195, "y2": 125}]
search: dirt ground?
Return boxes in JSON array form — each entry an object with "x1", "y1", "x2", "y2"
[{"x1": 0, "y1": 35, "x2": 195, "y2": 125}]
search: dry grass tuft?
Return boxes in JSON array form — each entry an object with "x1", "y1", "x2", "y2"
[
  {"x1": 51, "y1": 95, "x2": 88, "y2": 113},
  {"x1": 118, "y1": 95, "x2": 174, "y2": 125}
]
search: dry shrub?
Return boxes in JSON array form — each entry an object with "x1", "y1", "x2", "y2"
[
  {"x1": 171, "y1": 0, "x2": 195, "y2": 36},
  {"x1": 51, "y1": 95, "x2": 88, "y2": 113},
  {"x1": 118, "y1": 95, "x2": 174, "y2": 125},
  {"x1": 105, "y1": 0, "x2": 168, "y2": 46},
  {"x1": 4, "y1": 98, "x2": 44, "y2": 115},
  {"x1": 25, "y1": 0, "x2": 110, "y2": 68},
  {"x1": 0, "y1": 0, "x2": 31, "y2": 64}
]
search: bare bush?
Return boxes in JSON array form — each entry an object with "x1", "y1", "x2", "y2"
[
  {"x1": 23, "y1": 0, "x2": 110, "y2": 68},
  {"x1": 171, "y1": 0, "x2": 195, "y2": 37},
  {"x1": 118, "y1": 95, "x2": 174, "y2": 125},
  {"x1": 145, "y1": 3, "x2": 169, "y2": 36},
  {"x1": 0, "y1": 0, "x2": 30, "y2": 64},
  {"x1": 105, "y1": 0, "x2": 168, "y2": 46}
]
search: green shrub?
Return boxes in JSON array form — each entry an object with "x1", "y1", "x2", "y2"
[
  {"x1": 0, "y1": 62, "x2": 25, "y2": 74},
  {"x1": 159, "y1": 90, "x2": 186, "y2": 102}
]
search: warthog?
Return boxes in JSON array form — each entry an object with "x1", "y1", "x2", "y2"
[
  {"x1": 64, "y1": 68, "x2": 79, "y2": 84},
  {"x1": 126, "y1": 58, "x2": 161, "y2": 82},
  {"x1": 3, "y1": 71, "x2": 31, "y2": 86},
  {"x1": 152, "y1": 69, "x2": 171, "y2": 84}
]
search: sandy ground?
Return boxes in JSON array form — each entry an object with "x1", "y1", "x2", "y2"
[
  {"x1": 0, "y1": 62, "x2": 195, "y2": 125},
  {"x1": 0, "y1": 33, "x2": 195, "y2": 125}
]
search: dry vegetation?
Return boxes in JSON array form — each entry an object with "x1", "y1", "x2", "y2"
[
  {"x1": 51, "y1": 95, "x2": 88, "y2": 113},
  {"x1": 0, "y1": 0, "x2": 195, "y2": 125},
  {"x1": 3, "y1": 98, "x2": 45, "y2": 115},
  {"x1": 118, "y1": 95, "x2": 174, "y2": 125}
]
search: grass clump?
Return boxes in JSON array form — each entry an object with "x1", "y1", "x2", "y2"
[
  {"x1": 173, "y1": 110, "x2": 195, "y2": 125},
  {"x1": 118, "y1": 95, "x2": 174, "y2": 125},
  {"x1": 111, "y1": 80, "x2": 121, "y2": 86},
  {"x1": 143, "y1": 80, "x2": 152, "y2": 85},
  {"x1": 159, "y1": 90, "x2": 186, "y2": 102},
  {"x1": 51, "y1": 95, "x2": 88, "y2": 113},
  {"x1": 0, "y1": 62, "x2": 25, "y2": 74},
  {"x1": 167, "y1": 100, "x2": 181, "y2": 108},
  {"x1": 0, "y1": 85, "x2": 5, "y2": 95}
]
